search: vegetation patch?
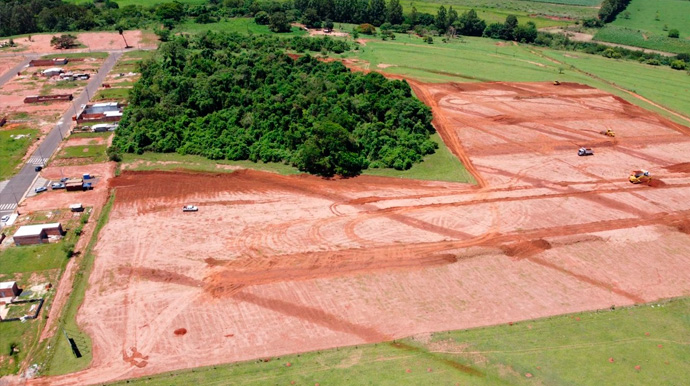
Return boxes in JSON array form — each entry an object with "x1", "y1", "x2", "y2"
[
  {"x1": 113, "y1": 33, "x2": 436, "y2": 177},
  {"x1": 93, "y1": 88, "x2": 130, "y2": 102},
  {"x1": 57, "y1": 144, "x2": 108, "y2": 163},
  {"x1": 594, "y1": 25, "x2": 690, "y2": 54},
  {"x1": 0, "y1": 127, "x2": 39, "y2": 180}
]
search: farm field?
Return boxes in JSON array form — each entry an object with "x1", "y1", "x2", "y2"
[
  {"x1": 175, "y1": 18, "x2": 307, "y2": 36},
  {"x1": 35, "y1": 81, "x2": 690, "y2": 385},
  {"x1": 108, "y1": 297, "x2": 690, "y2": 385}
]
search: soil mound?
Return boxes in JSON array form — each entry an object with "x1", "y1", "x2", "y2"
[
  {"x1": 174, "y1": 328, "x2": 187, "y2": 336},
  {"x1": 501, "y1": 239, "x2": 552, "y2": 259},
  {"x1": 664, "y1": 162, "x2": 690, "y2": 173}
]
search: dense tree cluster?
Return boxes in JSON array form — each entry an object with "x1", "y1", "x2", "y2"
[
  {"x1": 598, "y1": 0, "x2": 631, "y2": 23},
  {"x1": 112, "y1": 33, "x2": 436, "y2": 177}
]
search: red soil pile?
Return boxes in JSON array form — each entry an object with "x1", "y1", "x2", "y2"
[
  {"x1": 501, "y1": 239, "x2": 552, "y2": 259},
  {"x1": 664, "y1": 162, "x2": 690, "y2": 173},
  {"x1": 174, "y1": 328, "x2": 187, "y2": 336}
]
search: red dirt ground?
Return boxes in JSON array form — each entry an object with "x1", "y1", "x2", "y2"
[
  {"x1": 32, "y1": 82, "x2": 690, "y2": 385},
  {"x1": 10, "y1": 31, "x2": 153, "y2": 53}
]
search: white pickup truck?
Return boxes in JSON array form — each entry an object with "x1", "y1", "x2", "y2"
[{"x1": 182, "y1": 205, "x2": 198, "y2": 212}]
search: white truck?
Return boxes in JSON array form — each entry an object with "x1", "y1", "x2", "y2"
[{"x1": 182, "y1": 205, "x2": 198, "y2": 212}]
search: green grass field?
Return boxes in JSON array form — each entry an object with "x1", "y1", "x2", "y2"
[
  {"x1": 610, "y1": 0, "x2": 690, "y2": 37},
  {"x1": 93, "y1": 87, "x2": 130, "y2": 102},
  {"x1": 42, "y1": 52, "x2": 109, "y2": 59},
  {"x1": 593, "y1": 0, "x2": 690, "y2": 54},
  {"x1": 109, "y1": 298, "x2": 690, "y2": 385},
  {"x1": 0, "y1": 243, "x2": 68, "y2": 275},
  {"x1": 594, "y1": 25, "x2": 690, "y2": 54},
  {"x1": 0, "y1": 127, "x2": 38, "y2": 181},
  {"x1": 175, "y1": 18, "x2": 307, "y2": 36},
  {"x1": 364, "y1": 133, "x2": 475, "y2": 183},
  {"x1": 57, "y1": 144, "x2": 108, "y2": 163}
]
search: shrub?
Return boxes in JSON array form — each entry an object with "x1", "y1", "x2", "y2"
[
  {"x1": 357, "y1": 23, "x2": 377, "y2": 35},
  {"x1": 645, "y1": 58, "x2": 661, "y2": 66},
  {"x1": 254, "y1": 11, "x2": 269, "y2": 25},
  {"x1": 668, "y1": 29, "x2": 679, "y2": 38},
  {"x1": 670, "y1": 60, "x2": 686, "y2": 70}
]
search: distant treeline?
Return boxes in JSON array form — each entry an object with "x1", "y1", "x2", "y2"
[{"x1": 111, "y1": 33, "x2": 436, "y2": 177}]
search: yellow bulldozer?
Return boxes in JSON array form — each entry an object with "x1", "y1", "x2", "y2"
[
  {"x1": 601, "y1": 129, "x2": 616, "y2": 137},
  {"x1": 629, "y1": 170, "x2": 652, "y2": 184}
]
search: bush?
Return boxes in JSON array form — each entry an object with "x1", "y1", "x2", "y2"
[
  {"x1": 670, "y1": 60, "x2": 687, "y2": 70},
  {"x1": 357, "y1": 23, "x2": 377, "y2": 35},
  {"x1": 254, "y1": 11, "x2": 269, "y2": 25},
  {"x1": 107, "y1": 146, "x2": 122, "y2": 162},
  {"x1": 646, "y1": 58, "x2": 661, "y2": 66},
  {"x1": 668, "y1": 29, "x2": 680, "y2": 38},
  {"x1": 62, "y1": 242, "x2": 75, "y2": 258}
]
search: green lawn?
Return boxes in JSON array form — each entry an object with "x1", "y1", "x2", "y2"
[
  {"x1": 175, "y1": 18, "x2": 307, "y2": 36},
  {"x1": 57, "y1": 144, "x2": 108, "y2": 163},
  {"x1": 0, "y1": 244, "x2": 68, "y2": 275},
  {"x1": 93, "y1": 87, "x2": 130, "y2": 102},
  {"x1": 109, "y1": 298, "x2": 690, "y2": 385},
  {"x1": 409, "y1": 0, "x2": 597, "y2": 23},
  {"x1": 0, "y1": 127, "x2": 38, "y2": 181},
  {"x1": 0, "y1": 319, "x2": 37, "y2": 376},
  {"x1": 365, "y1": 133, "x2": 475, "y2": 183},
  {"x1": 121, "y1": 152, "x2": 302, "y2": 175},
  {"x1": 69, "y1": 131, "x2": 113, "y2": 139}
]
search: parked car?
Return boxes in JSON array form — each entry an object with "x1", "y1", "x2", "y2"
[
  {"x1": 1, "y1": 215, "x2": 9, "y2": 223},
  {"x1": 51, "y1": 182, "x2": 66, "y2": 189},
  {"x1": 34, "y1": 166, "x2": 42, "y2": 172},
  {"x1": 182, "y1": 205, "x2": 198, "y2": 212},
  {"x1": 35, "y1": 186, "x2": 47, "y2": 193},
  {"x1": 60, "y1": 177, "x2": 69, "y2": 183}
]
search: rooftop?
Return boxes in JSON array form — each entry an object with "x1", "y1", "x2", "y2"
[
  {"x1": 14, "y1": 223, "x2": 61, "y2": 238},
  {"x1": 0, "y1": 281, "x2": 17, "y2": 290}
]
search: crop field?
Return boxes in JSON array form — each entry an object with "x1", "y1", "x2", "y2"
[
  {"x1": 108, "y1": 298, "x2": 690, "y2": 385},
  {"x1": 594, "y1": 25, "x2": 690, "y2": 55},
  {"x1": 36, "y1": 81, "x2": 690, "y2": 386}
]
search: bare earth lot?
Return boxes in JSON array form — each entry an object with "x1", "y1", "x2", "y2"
[{"x1": 36, "y1": 82, "x2": 690, "y2": 385}]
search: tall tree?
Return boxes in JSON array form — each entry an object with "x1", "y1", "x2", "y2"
[
  {"x1": 500, "y1": 14, "x2": 518, "y2": 40},
  {"x1": 435, "y1": 5, "x2": 447, "y2": 32},
  {"x1": 447, "y1": 6, "x2": 458, "y2": 27},
  {"x1": 409, "y1": 5, "x2": 418, "y2": 25},
  {"x1": 368, "y1": 0, "x2": 387, "y2": 26},
  {"x1": 387, "y1": 0, "x2": 404, "y2": 25}
]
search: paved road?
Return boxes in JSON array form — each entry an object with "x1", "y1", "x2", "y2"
[{"x1": 0, "y1": 51, "x2": 123, "y2": 219}]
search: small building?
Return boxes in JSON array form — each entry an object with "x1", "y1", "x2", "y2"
[
  {"x1": 29, "y1": 58, "x2": 68, "y2": 67},
  {"x1": 24, "y1": 94, "x2": 73, "y2": 103},
  {"x1": 13, "y1": 223, "x2": 64, "y2": 246},
  {"x1": 74, "y1": 102, "x2": 126, "y2": 124},
  {"x1": 0, "y1": 282, "x2": 20, "y2": 299},
  {"x1": 65, "y1": 178, "x2": 84, "y2": 191},
  {"x1": 42, "y1": 67, "x2": 64, "y2": 77}
]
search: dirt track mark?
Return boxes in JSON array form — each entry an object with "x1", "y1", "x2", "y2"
[{"x1": 234, "y1": 292, "x2": 390, "y2": 342}]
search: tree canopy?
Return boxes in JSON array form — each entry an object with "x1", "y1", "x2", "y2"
[{"x1": 112, "y1": 33, "x2": 436, "y2": 177}]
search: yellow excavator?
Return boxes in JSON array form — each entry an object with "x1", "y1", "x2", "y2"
[
  {"x1": 629, "y1": 170, "x2": 652, "y2": 184},
  {"x1": 601, "y1": 129, "x2": 616, "y2": 137}
]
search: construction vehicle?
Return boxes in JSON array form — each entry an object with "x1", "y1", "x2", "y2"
[
  {"x1": 629, "y1": 170, "x2": 652, "y2": 184},
  {"x1": 600, "y1": 129, "x2": 616, "y2": 137},
  {"x1": 578, "y1": 147, "x2": 594, "y2": 156}
]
